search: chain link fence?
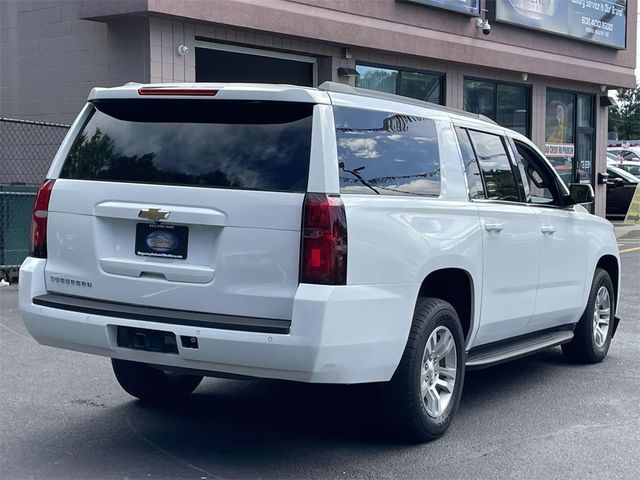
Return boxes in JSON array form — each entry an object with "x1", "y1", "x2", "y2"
[{"x1": 0, "y1": 118, "x2": 69, "y2": 280}]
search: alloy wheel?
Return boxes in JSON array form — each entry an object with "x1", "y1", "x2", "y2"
[
  {"x1": 593, "y1": 286, "x2": 611, "y2": 349},
  {"x1": 421, "y1": 326, "x2": 457, "y2": 418}
]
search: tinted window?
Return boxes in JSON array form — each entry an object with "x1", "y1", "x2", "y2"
[
  {"x1": 195, "y1": 48, "x2": 314, "y2": 86},
  {"x1": 334, "y1": 106, "x2": 440, "y2": 197},
  {"x1": 60, "y1": 100, "x2": 314, "y2": 192},
  {"x1": 468, "y1": 130, "x2": 521, "y2": 202},
  {"x1": 455, "y1": 127, "x2": 485, "y2": 199}
]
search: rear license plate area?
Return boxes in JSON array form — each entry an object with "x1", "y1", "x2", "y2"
[
  {"x1": 135, "y1": 223, "x2": 188, "y2": 259},
  {"x1": 116, "y1": 326, "x2": 179, "y2": 354}
]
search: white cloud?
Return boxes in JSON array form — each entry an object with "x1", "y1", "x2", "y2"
[{"x1": 338, "y1": 138, "x2": 380, "y2": 158}]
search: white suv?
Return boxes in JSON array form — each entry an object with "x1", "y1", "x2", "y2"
[{"x1": 19, "y1": 82, "x2": 621, "y2": 442}]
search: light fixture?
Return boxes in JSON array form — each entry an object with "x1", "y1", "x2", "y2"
[
  {"x1": 600, "y1": 96, "x2": 617, "y2": 107},
  {"x1": 176, "y1": 44, "x2": 189, "y2": 56},
  {"x1": 600, "y1": 84, "x2": 607, "y2": 93},
  {"x1": 521, "y1": 73, "x2": 528, "y2": 81},
  {"x1": 338, "y1": 67, "x2": 359, "y2": 77},
  {"x1": 341, "y1": 48, "x2": 353, "y2": 60}
]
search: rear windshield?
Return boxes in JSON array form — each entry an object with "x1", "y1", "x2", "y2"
[{"x1": 60, "y1": 99, "x2": 314, "y2": 192}]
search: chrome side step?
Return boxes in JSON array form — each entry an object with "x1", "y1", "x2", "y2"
[{"x1": 465, "y1": 330, "x2": 574, "y2": 370}]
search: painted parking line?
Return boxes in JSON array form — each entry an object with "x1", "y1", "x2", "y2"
[{"x1": 619, "y1": 246, "x2": 640, "y2": 254}]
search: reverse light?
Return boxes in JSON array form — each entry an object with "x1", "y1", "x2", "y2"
[
  {"x1": 30, "y1": 179, "x2": 55, "y2": 258},
  {"x1": 138, "y1": 87, "x2": 218, "y2": 96},
  {"x1": 300, "y1": 193, "x2": 347, "y2": 285}
]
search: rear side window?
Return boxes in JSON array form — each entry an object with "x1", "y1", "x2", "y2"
[
  {"x1": 60, "y1": 100, "x2": 314, "y2": 192},
  {"x1": 334, "y1": 106, "x2": 440, "y2": 197},
  {"x1": 467, "y1": 130, "x2": 521, "y2": 202}
]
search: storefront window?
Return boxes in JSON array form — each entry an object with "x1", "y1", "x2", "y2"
[
  {"x1": 399, "y1": 71, "x2": 443, "y2": 104},
  {"x1": 497, "y1": 84, "x2": 529, "y2": 136},
  {"x1": 355, "y1": 65, "x2": 397, "y2": 95},
  {"x1": 464, "y1": 78, "x2": 530, "y2": 136},
  {"x1": 463, "y1": 79, "x2": 495, "y2": 120},
  {"x1": 545, "y1": 90, "x2": 594, "y2": 186},
  {"x1": 356, "y1": 64, "x2": 444, "y2": 105}
]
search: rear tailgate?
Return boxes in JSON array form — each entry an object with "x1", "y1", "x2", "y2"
[{"x1": 44, "y1": 93, "x2": 320, "y2": 322}]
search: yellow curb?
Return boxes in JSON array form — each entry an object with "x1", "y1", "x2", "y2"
[{"x1": 619, "y1": 246, "x2": 640, "y2": 254}]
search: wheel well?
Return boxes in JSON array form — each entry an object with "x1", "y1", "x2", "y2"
[
  {"x1": 418, "y1": 268, "x2": 473, "y2": 342},
  {"x1": 596, "y1": 255, "x2": 619, "y2": 307}
]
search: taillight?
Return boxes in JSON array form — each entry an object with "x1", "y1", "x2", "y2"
[
  {"x1": 30, "y1": 179, "x2": 55, "y2": 258},
  {"x1": 138, "y1": 87, "x2": 219, "y2": 96},
  {"x1": 300, "y1": 193, "x2": 347, "y2": 285}
]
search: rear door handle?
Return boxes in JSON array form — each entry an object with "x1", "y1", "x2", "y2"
[
  {"x1": 540, "y1": 225, "x2": 556, "y2": 234},
  {"x1": 484, "y1": 222, "x2": 504, "y2": 233}
]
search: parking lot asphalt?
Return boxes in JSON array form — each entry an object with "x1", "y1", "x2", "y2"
[{"x1": 1, "y1": 250, "x2": 639, "y2": 480}]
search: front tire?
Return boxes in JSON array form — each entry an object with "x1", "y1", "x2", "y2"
[
  {"x1": 562, "y1": 268, "x2": 614, "y2": 364},
  {"x1": 386, "y1": 297, "x2": 465, "y2": 442},
  {"x1": 112, "y1": 359, "x2": 203, "y2": 403}
]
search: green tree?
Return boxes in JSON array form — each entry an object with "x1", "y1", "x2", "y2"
[{"x1": 609, "y1": 86, "x2": 640, "y2": 140}]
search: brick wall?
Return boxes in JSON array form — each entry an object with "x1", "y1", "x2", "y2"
[
  {"x1": 148, "y1": 16, "x2": 354, "y2": 85},
  {"x1": 0, "y1": 0, "x2": 149, "y2": 125}
]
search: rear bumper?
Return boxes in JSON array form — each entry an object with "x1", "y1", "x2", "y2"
[{"x1": 19, "y1": 257, "x2": 418, "y2": 384}]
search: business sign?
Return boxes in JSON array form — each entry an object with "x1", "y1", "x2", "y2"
[
  {"x1": 402, "y1": 0, "x2": 480, "y2": 15},
  {"x1": 495, "y1": 0, "x2": 627, "y2": 49}
]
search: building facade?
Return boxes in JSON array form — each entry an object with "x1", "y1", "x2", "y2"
[{"x1": 1, "y1": 0, "x2": 637, "y2": 216}]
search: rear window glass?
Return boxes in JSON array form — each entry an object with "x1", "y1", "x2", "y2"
[
  {"x1": 334, "y1": 106, "x2": 440, "y2": 197},
  {"x1": 60, "y1": 100, "x2": 314, "y2": 192}
]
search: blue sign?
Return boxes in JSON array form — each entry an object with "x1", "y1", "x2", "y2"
[
  {"x1": 403, "y1": 0, "x2": 480, "y2": 15},
  {"x1": 496, "y1": 0, "x2": 627, "y2": 49}
]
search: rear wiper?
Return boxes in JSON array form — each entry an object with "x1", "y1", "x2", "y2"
[{"x1": 339, "y1": 162, "x2": 379, "y2": 194}]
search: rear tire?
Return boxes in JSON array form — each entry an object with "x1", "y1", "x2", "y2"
[
  {"x1": 562, "y1": 268, "x2": 614, "y2": 364},
  {"x1": 112, "y1": 359, "x2": 203, "y2": 403},
  {"x1": 386, "y1": 297, "x2": 465, "y2": 442}
]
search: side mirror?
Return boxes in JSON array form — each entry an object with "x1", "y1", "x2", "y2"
[{"x1": 564, "y1": 183, "x2": 594, "y2": 206}]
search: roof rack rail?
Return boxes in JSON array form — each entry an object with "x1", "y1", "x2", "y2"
[{"x1": 318, "y1": 81, "x2": 498, "y2": 125}]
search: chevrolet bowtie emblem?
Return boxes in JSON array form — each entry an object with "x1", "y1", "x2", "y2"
[{"x1": 138, "y1": 208, "x2": 170, "y2": 221}]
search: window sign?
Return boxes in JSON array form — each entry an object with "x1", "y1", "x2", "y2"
[
  {"x1": 495, "y1": 0, "x2": 627, "y2": 49},
  {"x1": 545, "y1": 90, "x2": 576, "y2": 185},
  {"x1": 401, "y1": 0, "x2": 480, "y2": 15}
]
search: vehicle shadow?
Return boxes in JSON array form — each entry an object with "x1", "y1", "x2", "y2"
[
  {"x1": 18, "y1": 348, "x2": 585, "y2": 478},
  {"x1": 117, "y1": 346, "x2": 573, "y2": 447}
]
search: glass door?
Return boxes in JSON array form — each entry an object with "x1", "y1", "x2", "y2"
[
  {"x1": 576, "y1": 129, "x2": 594, "y2": 184},
  {"x1": 575, "y1": 95, "x2": 595, "y2": 186}
]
